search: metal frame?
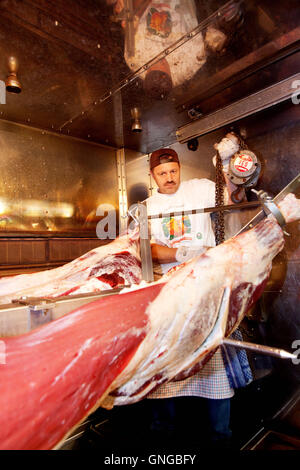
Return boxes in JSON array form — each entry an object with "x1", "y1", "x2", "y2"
[
  {"x1": 0, "y1": 289, "x2": 125, "y2": 337},
  {"x1": 176, "y1": 73, "x2": 300, "y2": 143},
  {"x1": 116, "y1": 148, "x2": 128, "y2": 234},
  {"x1": 137, "y1": 203, "x2": 154, "y2": 283}
]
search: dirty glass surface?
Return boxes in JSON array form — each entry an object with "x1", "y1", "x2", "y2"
[
  {"x1": 0, "y1": 0, "x2": 299, "y2": 235},
  {"x1": 0, "y1": 0, "x2": 298, "y2": 152},
  {"x1": 0, "y1": 120, "x2": 118, "y2": 235}
]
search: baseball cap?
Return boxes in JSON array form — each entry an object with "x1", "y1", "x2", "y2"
[{"x1": 150, "y1": 148, "x2": 180, "y2": 170}]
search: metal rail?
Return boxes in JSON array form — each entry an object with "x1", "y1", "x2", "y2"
[
  {"x1": 176, "y1": 73, "x2": 300, "y2": 142},
  {"x1": 147, "y1": 200, "x2": 262, "y2": 220},
  {"x1": 0, "y1": 288, "x2": 126, "y2": 336}
]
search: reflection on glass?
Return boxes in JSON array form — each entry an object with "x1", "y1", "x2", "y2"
[
  {"x1": 106, "y1": 1, "x2": 247, "y2": 99},
  {"x1": 109, "y1": 0, "x2": 207, "y2": 98},
  {"x1": 0, "y1": 121, "x2": 119, "y2": 235},
  {"x1": 0, "y1": 197, "x2": 73, "y2": 232},
  {"x1": 105, "y1": 0, "x2": 298, "y2": 108},
  {"x1": 0, "y1": 196, "x2": 119, "y2": 233}
]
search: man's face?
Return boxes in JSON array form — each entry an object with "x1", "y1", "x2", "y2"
[{"x1": 151, "y1": 162, "x2": 180, "y2": 194}]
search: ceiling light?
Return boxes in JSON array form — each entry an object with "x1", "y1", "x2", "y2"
[
  {"x1": 5, "y1": 56, "x2": 21, "y2": 94},
  {"x1": 131, "y1": 107, "x2": 142, "y2": 132}
]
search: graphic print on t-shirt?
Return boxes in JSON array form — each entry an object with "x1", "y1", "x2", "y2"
[
  {"x1": 147, "y1": 7, "x2": 172, "y2": 38},
  {"x1": 162, "y1": 215, "x2": 193, "y2": 244}
]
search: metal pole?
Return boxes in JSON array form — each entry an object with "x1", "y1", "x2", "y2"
[
  {"x1": 148, "y1": 200, "x2": 262, "y2": 220},
  {"x1": 223, "y1": 337, "x2": 297, "y2": 360},
  {"x1": 138, "y1": 203, "x2": 154, "y2": 282},
  {"x1": 235, "y1": 172, "x2": 300, "y2": 235}
]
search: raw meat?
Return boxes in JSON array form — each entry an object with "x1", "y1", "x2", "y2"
[
  {"x1": 0, "y1": 193, "x2": 299, "y2": 449},
  {"x1": 0, "y1": 285, "x2": 160, "y2": 450},
  {"x1": 0, "y1": 229, "x2": 141, "y2": 305}
]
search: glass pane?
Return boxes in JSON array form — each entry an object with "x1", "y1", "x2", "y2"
[
  {"x1": 0, "y1": 0, "x2": 299, "y2": 237},
  {"x1": 0, "y1": 121, "x2": 118, "y2": 236}
]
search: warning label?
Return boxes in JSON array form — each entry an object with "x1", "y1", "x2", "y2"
[{"x1": 233, "y1": 153, "x2": 254, "y2": 173}]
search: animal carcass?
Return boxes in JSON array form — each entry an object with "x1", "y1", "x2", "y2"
[
  {"x1": 0, "y1": 193, "x2": 299, "y2": 450},
  {"x1": 0, "y1": 229, "x2": 141, "y2": 305}
]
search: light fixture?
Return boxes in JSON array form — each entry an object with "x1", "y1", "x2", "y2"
[
  {"x1": 5, "y1": 56, "x2": 22, "y2": 94},
  {"x1": 187, "y1": 138, "x2": 199, "y2": 151},
  {"x1": 131, "y1": 107, "x2": 142, "y2": 132}
]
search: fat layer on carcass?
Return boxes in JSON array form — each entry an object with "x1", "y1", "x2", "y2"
[
  {"x1": 0, "y1": 229, "x2": 141, "y2": 305},
  {"x1": 0, "y1": 193, "x2": 299, "y2": 450}
]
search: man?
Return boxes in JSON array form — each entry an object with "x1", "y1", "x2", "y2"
[
  {"x1": 145, "y1": 144, "x2": 252, "y2": 448},
  {"x1": 147, "y1": 148, "x2": 216, "y2": 276}
]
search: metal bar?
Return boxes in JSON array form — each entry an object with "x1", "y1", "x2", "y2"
[
  {"x1": 148, "y1": 201, "x2": 262, "y2": 220},
  {"x1": 138, "y1": 203, "x2": 154, "y2": 282},
  {"x1": 10, "y1": 287, "x2": 125, "y2": 308},
  {"x1": 271, "y1": 388, "x2": 300, "y2": 421},
  {"x1": 0, "y1": 288, "x2": 125, "y2": 336},
  {"x1": 223, "y1": 337, "x2": 297, "y2": 360},
  {"x1": 239, "y1": 427, "x2": 266, "y2": 451},
  {"x1": 235, "y1": 172, "x2": 300, "y2": 235},
  {"x1": 28, "y1": 305, "x2": 53, "y2": 331},
  {"x1": 113, "y1": 91, "x2": 124, "y2": 149},
  {"x1": 116, "y1": 148, "x2": 128, "y2": 234},
  {"x1": 176, "y1": 73, "x2": 300, "y2": 143},
  {"x1": 261, "y1": 199, "x2": 286, "y2": 226},
  {"x1": 124, "y1": 0, "x2": 135, "y2": 58}
]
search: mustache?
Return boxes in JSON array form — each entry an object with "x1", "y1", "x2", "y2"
[{"x1": 165, "y1": 181, "x2": 175, "y2": 185}]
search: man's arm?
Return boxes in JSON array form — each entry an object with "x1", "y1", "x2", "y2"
[
  {"x1": 151, "y1": 243, "x2": 177, "y2": 263},
  {"x1": 151, "y1": 243, "x2": 209, "y2": 264}
]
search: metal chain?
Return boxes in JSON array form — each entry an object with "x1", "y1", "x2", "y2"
[
  {"x1": 214, "y1": 133, "x2": 251, "y2": 244},
  {"x1": 238, "y1": 136, "x2": 249, "y2": 150},
  {"x1": 215, "y1": 151, "x2": 225, "y2": 245}
]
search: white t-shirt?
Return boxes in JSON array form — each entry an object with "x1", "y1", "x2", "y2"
[
  {"x1": 146, "y1": 178, "x2": 216, "y2": 274},
  {"x1": 146, "y1": 178, "x2": 235, "y2": 399}
]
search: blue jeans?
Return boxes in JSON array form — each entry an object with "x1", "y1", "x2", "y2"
[
  {"x1": 149, "y1": 398, "x2": 176, "y2": 433},
  {"x1": 205, "y1": 397, "x2": 232, "y2": 442},
  {"x1": 149, "y1": 397, "x2": 232, "y2": 444}
]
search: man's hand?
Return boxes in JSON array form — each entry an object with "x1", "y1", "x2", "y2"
[
  {"x1": 175, "y1": 246, "x2": 208, "y2": 263},
  {"x1": 213, "y1": 132, "x2": 240, "y2": 172},
  {"x1": 151, "y1": 244, "x2": 208, "y2": 264},
  {"x1": 213, "y1": 132, "x2": 246, "y2": 204}
]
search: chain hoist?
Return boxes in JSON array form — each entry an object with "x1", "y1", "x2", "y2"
[
  {"x1": 227, "y1": 137, "x2": 261, "y2": 203},
  {"x1": 214, "y1": 133, "x2": 261, "y2": 244},
  {"x1": 215, "y1": 150, "x2": 225, "y2": 245}
]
